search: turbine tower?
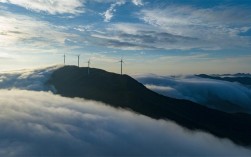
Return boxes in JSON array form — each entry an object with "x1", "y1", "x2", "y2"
[
  {"x1": 77, "y1": 55, "x2": 80, "y2": 67},
  {"x1": 87, "y1": 59, "x2": 91, "y2": 75},
  {"x1": 119, "y1": 58, "x2": 124, "y2": 75},
  {"x1": 63, "y1": 54, "x2": 66, "y2": 65}
]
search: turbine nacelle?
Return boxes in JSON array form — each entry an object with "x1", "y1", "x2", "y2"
[{"x1": 119, "y1": 58, "x2": 125, "y2": 75}]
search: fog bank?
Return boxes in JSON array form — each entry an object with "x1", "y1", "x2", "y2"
[{"x1": 0, "y1": 90, "x2": 250, "y2": 156}]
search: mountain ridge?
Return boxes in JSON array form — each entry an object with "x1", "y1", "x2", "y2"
[
  {"x1": 48, "y1": 66, "x2": 251, "y2": 146},
  {"x1": 197, "y1": 74, "x2": 251, "y2": 87}
]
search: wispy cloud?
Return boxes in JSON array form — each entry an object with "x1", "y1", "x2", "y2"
[
  {"x1": 92, "y1": 5, "x2": 251, "y2": 51},
  {"x1": 131, "y1": 0, "x2": 143, "y2": 6},
  {"x1": 0, "y1": 0, "x2": 85, "y2": 15},
  {"x1": 102, "y1": 1, "x2": 126, "y2": 22},
  {"x1": 138, "y1": 5, "x2": 251, "y2": 50},
  {"x1": 0, "y1": 10, "x2": 77, "y2": 55},
  {"x1": 101, "y1": 0, "x2": 144, "y2": 22},
  {"x1": 91, "y1": 23, "x2": 201, "y2": 50}
]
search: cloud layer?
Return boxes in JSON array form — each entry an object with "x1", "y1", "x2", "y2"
[
  {"x1": 1, "y1": 65, "x2": 251, "y2": 114},
  {"x1": 0, "y1": 89, "x2": 250, "y2": 156},
  {"x1": 0, "y1": 66, "x2": 59, "y2": 91},
  {"x1": 136, "y1": 75, "x2": 251, "y2": 113}
]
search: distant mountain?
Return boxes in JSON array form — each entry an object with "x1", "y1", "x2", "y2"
[
  {"x1": 197, "y1": 74, "x2": 251, "y2": 87},
  {"x1": 136, "y1": 75, "x2": 251, "y2": 114},
  {"x1": 221, "y1": 73, "x2": 251, "y2": 77},
  {"x1": 48, "y1": 66, "x2": 251, "y2": 146}
]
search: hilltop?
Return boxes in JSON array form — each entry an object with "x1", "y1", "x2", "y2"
[{"x1": 48, "y1": 66, "x2": 251, "y2": 146}]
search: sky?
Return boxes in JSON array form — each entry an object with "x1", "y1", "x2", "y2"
[{"x1": 0, "y1": 0, "x2": 251, "y2": 75}]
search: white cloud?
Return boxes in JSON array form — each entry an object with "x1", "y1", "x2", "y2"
[
  {"x1": 92, "y1": 5, "x2": 251, "y2": 50},
  {"x1": 0, "y1": 65, "x2": 60, "y2": 91},
  {"x1": 73, "y1": 25, "x2": 93, "y2": 32},
  {"x1": 102, "y1": 1, "x2": 125, "y2": 22},
  {"x1": 136, "y1": 75, "x2": 251, "y2": 113},
  {"x1": 101, "y1": 0, "x2": 143, "y2": 22},
  {"x1": 138, "y1": 5, "x2": 251, "y2": 50},
  {"x1": 139, "y1": 5, "x2": 251, "y2": 34},
  {"x1": 0, "y1": 0, "x2": 85, "y2": 15},
  {"x1": 0, "y1": 89, "x2": 250, "y2": 156},
  {"x1": 0, "y1": 9, "x2": 78, "y2": 56},
  {"x1": 131, "y1": 0, "x2": 143, "y2": 6}
]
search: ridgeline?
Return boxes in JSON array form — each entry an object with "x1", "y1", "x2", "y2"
[{"x1": 48, "y1": 66, "x2": 251, "y2": 147}]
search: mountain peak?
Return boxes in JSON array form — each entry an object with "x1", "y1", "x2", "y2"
[{"x1": 48, "y1": 66, "x2": 251, "y2": 146}]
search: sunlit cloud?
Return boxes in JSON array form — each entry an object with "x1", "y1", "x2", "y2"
[
  {"x1": 131, "y1": 0, "x2": 143, "y2": 6},
  {"x1": 0, "y1": 65, "x2": 59, "y2": 91},
  {"x1": 101, "y1": 0, "x2": 144, "y2": 22},
  {"x1": 0, "y1": 89, "x2": 250, "y2": 156},
  {"x1": 0, "y1": 10, "x2": 78, "y2": 55},
  {"x1": 0, "y1": 0, "x2": 85, "y2": 15},
  {"x1": 102, "y1": 1, "x2": 125, "y2": 22}
]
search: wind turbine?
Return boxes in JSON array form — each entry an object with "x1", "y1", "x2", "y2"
[
  {"x1": 119, "y1": 58, "x2": 124, "y2": 75},
  {"x1": 87, "y1": 59, "x2": 91, "y2": 75},
  {"x1": 63, "y1": 54, "x2": 66, "y2": 65},
  {"x1": 77, "y1": 55, "x2": 80, "y2": 67}
]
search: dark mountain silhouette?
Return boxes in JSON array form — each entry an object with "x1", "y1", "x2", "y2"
[
  {"x1": 48, "y1": 66, "x2": 251, "y2": 146},
  {"x1": 197, "y1": 74, "x2": 251, "y2": 87}
]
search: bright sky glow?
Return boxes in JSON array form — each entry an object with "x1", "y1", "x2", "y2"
[{"x1": 0, "y1": 0, "x2": 251, "y2": 74}]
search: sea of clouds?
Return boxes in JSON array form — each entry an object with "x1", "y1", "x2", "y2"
[
  {"x1": 0, "y1": 66, "x2": 251, "y2": 156},
  {"x1": 0, "y1": 65, "x2": 60, "y2": 91},
  {"x1": 0, "y1": 89, "x2": 250, "y2": 156},
  {"x1": 136, "y1": 75, "x2": 251, "y2": 113},
  {"x1": 1, "y1": 65, "x2": 250, "y2": 114}
]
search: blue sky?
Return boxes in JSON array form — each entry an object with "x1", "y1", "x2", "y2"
[{"x1": 0, "y1": 0, "x2": 251, "y2": 75}]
